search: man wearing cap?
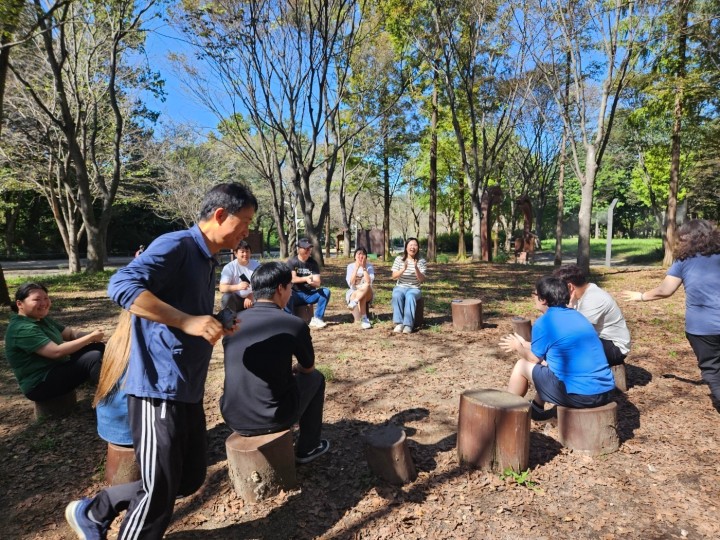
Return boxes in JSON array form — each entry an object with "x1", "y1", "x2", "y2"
[
  {"x1": 287, "y1": 238, "x2": 331, "y2": 329},
  {"x1": 219, "y1": 240, "x2": 260, "y2": 312}
]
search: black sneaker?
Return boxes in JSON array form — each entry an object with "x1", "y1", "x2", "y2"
[
  {"x1": 530, "y1": 401, "x2": 557, "y2": 421},
  {"x1": 296, "y1": 439, "x2": 330, "y2": 464}
]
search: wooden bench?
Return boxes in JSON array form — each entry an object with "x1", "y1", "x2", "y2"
[
  {"x1": 363, "y1": 425, "x2": 416, "y2": 485},
  {"x1": 105, "y1": 443, "x2": 140, "y2": 485},
  {"x1": 557, "y1": 402, "x2": 619, "y2": 456},
  {"x1": 451, "y1": 299, "x2": 483, "y2": 331},
  {"x1": 226, "y1": 430, "x2": 298, "y2": 503},
  {"x1": 33, "y1": 390, "x2": 77, "y2": 420},
  {"x1": 457, "y1": 389, "x2": 530, "y2": 472}
]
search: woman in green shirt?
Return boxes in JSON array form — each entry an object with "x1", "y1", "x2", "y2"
[{"x1": 5, "y1": 282, "x2": 105, "y2": 401}]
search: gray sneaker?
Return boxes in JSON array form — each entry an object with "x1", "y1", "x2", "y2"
[
  {"x1": 402, "y1": 325, "x2": 413, "y2": 334},
  {"x1": 393, "y1": 323, "x2": 403, "y2": 333},
  {"x1": 308, "y1": 317, "x2": 327, "y2": 329}
]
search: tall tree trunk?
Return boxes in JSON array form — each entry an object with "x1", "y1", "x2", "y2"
[
  {"x1": 577, "y1": 148, "x2": 597, "y2": 274},
  {"x1": 554, "y1": 130, "x2": 567, "y2": 267},
  {"x1": 383, "y1": 132, "x2": 391, "y2": 260},
  {"x1": 427, "y1": 78, "x2": 438, "y2": 262},
  {"x1": 457, "y1": 178, "x2": 467, "y2": 259},
  {"x1": 663, "y1": 0, "x2": 689, "y2": 267}
]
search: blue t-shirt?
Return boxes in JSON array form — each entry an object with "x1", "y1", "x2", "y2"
[
  {"x1": 531, "y1": 306, "x2": 615, "y2": 396},
  {"x1": 667, "y1": 253, "x2": 720, "y2": 335},
  {"x1": 108, "y1": 225, "x2": 217, "y2": 403}
]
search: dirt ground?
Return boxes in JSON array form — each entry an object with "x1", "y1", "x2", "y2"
[{"x1": 1, "y1": 259, "x2": 718, "y2": 540}]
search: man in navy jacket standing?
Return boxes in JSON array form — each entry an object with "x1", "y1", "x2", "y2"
[{"x1": 66, "y1": 183, "x2": 257, "y2": 540}]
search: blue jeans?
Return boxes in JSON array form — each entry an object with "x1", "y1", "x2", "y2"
[
  {"x1": 392, "y1": 287, "x2": 422, "y2": 327},
  {"x1": 287, "y1": 288, "x2": 331, "y2": 319}
]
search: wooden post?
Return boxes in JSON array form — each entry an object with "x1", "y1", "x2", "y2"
[
  {"x1": 33, "y1": 390, "x2": 77, "y2": 420},
  {"x1": 225, "y1": 430, "x2": 298, "y2": 504},
  {"x1": 363, "y1": 425, "x2": 417, "y2": 485},
  {"x1": 451, "y1": 299, "x2": 483, "y2": 331},
  {"x1": 293, "y1": 304, "x2": 313, "y2": 324},
  {"x1": 105, "y1": 443, "x2": 140, "y2": 485},
  {"x1": 457, "y1": 389, "x2": 530, "y2": 473},
  {"x1": 557, "y1": 402, "x2": 619, "y2": 456},
  {"x1": 414, "y1": 297, "x2": 424, "y2": 328},
  {"x1": 511, "y1": 317, "x2": 532, "y2": 342},
  {"x1": 611, "y1": 363, "x2": 627, "y2": 392}
]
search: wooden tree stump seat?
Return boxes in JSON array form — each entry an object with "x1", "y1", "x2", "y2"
[
  {"x1": 363, "y1": 425, "x2": 417, "y2": 485},
  {"x1": 293, "y1": 304, "x2": 314, "y2": 324},
  {"x1": 225, "y1": 430, "x2": 298, "y2": 504},
  {"x1": 557, "y1": 401, "x2": 619, "y2": 456},
  {"x1": 414, "y1": 297, "x2": 424, "y2": 329},
  {"x1": 611, "y1": 363, "x2": 627, "y2": 392},
  {"x1": 33, "y1": 390, "x2": 77, "y2": 420},
  {"x1": 451, "y1": 299, "x2": 483, "y2": 331},
  {"x1": 457, "y1": 389, "x2": 530, "y2": 473},
  {"x1": 510, "y1": 316, "x2": 532, "y2": 342},
  {"x1": 105, "y1": 443, "x2": 140, "y2": 485}
]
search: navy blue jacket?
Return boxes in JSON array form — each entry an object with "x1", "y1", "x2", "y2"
[{"x1": 108, "y1": 225, "x2": 218, "y2": 403}]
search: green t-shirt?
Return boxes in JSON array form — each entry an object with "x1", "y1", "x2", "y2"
[{"x1": 4, "y1": 314, "x2": 68, "y2": 394}]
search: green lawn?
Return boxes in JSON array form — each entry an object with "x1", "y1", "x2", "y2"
[{"x1": 540, "y1": 237, "x2": 663, "y2": 264}]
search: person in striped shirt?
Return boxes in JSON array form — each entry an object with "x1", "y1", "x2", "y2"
[{"x1": 391, "y1": 238, "x2": 427, "y2": 334}]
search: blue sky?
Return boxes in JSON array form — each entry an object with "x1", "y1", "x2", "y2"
[{"x1": 142, "y1": 19, "x2": 217, "y2": 136}]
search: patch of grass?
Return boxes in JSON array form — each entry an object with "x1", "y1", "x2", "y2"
[
  {"x1": 436, "y1": 254, "x2": 450, "y2": 264},
  {"x1": 7, "y1": 271, "x2": 115, "y2": 292},
  {"x1": 428, "y1": 324, "x2": 443, "y2": 333},
  {"x1": 500, "y1": 467, "x2": 539, "y2": 491},
  {"x1": 316, "y1": 364, "x2": 334, "y2": 382},
  {"x1": 541, "y1": 237, "x2": 663, "y2": 264}
]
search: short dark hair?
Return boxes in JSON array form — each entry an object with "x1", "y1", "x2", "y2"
[
  {"x1": 553, "y1": 264, "x2": 587, "y2": 287},
  {"x1": 235, "y1": 240, "x2": 251, "y2": 252},
  {"x1": 354, "y1": 247, "x2": 367, "y2": 257},
  {"x1": 251, "y1": 262, "x2": 292, "y2": 300},
  {"x1": 197, "y1": 183, "x2": 258, "y2": 222},
  {"x1": 13, "y1": 282, "x2": 48, "y2": 313},
  {"x1": 535, "y1": 276, "x2": 570, "y2": 307}
]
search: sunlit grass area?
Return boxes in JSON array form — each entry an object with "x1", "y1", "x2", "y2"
[{"x1": 542, "y1": 237, "x2": 663, "y2": 264}]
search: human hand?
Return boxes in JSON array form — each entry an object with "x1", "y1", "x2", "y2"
[
  {"x1": 243, "y1": 297, "x2": 254, "y2": 310},
  {"x1": 620, "y1": 290, "x2": 643, "y2": 302},
  {"x1": 181, "y1": 315, "x2": 225, "y2": 345},
  {"x1": 87, "y1": 330, "x2": 104, "y2": 343},
  {"x1": 237, "y1": 282, "x2": 250, "y2": 291},
  {"x1": 499, "y1": 334, "x2": 521, "y2": 354}
]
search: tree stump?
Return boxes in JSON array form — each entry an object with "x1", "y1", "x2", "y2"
[
  {"x1": 557, "y1": 402, "x2": 619, "y2": 456},
  {"x1": 225, "y1": 430, "x2": 298, "y2": 504},
  {"x1": 611, "y1": 363, "x2": 627, "y2": 392},
  {"x1": 293, "y1": 304, "x2": 314, "y2": 324},
  {"x1": 105, "y1": 443, "x2": 140, "y2": 485},
  {"x1": 33, "y1": 390, "x2": 77, "y2": 420},
  {"x1": 457, "y1": 389, "x2": 530, "y2": 473},
  {"x1": 363, "y1": 425, "x2": 417, "y2": 485},
  {"x1": 414, "y1": 297, "x2": 424, "y2": 328},
  {"x1": 451, "y1": 299, "x2": 483, "y2": 331},
  {"x1": 511, "y1": 317, "x2": 532, "y2": 342}
]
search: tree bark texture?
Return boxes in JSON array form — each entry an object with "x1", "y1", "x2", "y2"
[
  {"x1": 557, "y1": 402, "x2": 619, "y2": 456},
  {"x1": 363, "y1": 425, "x2": 417, "y2": 485},
  {"x1": 457, "y1": 389, "x2": 530, "y2": 473},
  {"x1": 451, "y1": 299, "x2": 483, "y2": 331},
  {"x1": 225, "y1": 431, "x2": 298, "y2": 504}
]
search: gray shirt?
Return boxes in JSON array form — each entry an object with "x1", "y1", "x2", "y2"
[{"x1": 575, "y1": 283, "x2": 631, "y2": 355}]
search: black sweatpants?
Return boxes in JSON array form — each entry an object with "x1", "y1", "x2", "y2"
[
  {"x1": 89, "y1": 395, "x2": 207, "y2": 540},
  {"x1": 686, "y1": 332, "x2": 720, "y2": 405},
  {"x1": 25, "y1": 342, "x2": 104, "y2": 401}
]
